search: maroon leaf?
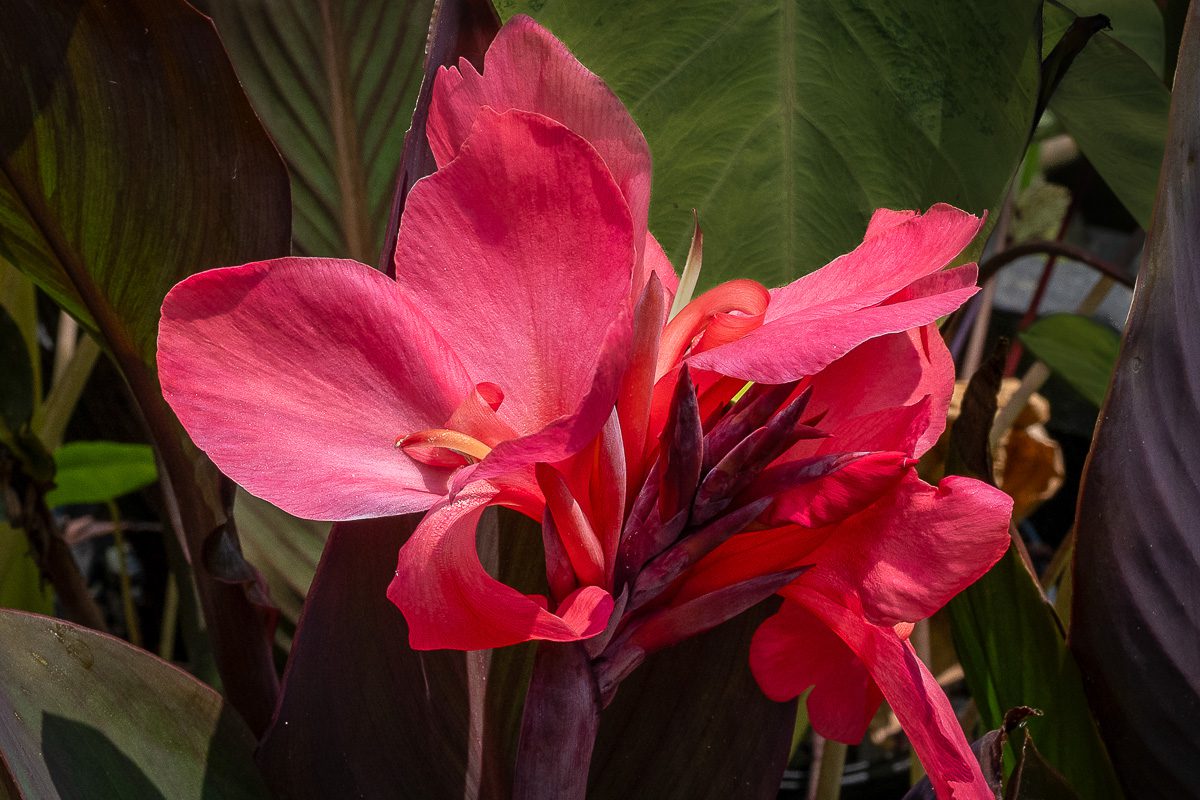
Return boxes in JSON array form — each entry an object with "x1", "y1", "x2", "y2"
[
  {"x1": 1071, "y1": 5, "x2": 1200, "y2": 796},
  {"x1": 257, "y1": 515, "x2": 479, "y2": 798},
  {"x1": 1, "y1": 0, "x2": 292, "y2": 732}
]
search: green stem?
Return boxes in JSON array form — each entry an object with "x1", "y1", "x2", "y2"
[{"x1": 106, "y1": 500, "x2": 141, "y2": 647}]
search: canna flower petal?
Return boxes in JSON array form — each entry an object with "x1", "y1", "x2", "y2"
[
  {"x1": 688, "y1": 205, "x2": 983, "y2": 383},
  {"x1": 158, "y1": 258, "x2": 473, "y2": 520},
  {"x1": 389, "y1": 482, "x2": 615, "y2": 650},
  {"x1": 396, "y1": 108, "x2": 635, "y2": 474},
  {"x1": 751, "y1": 588, "x2": 994, "y2": 800},
  {"x1": 668, "y1": 472, "x2": 1010, "y2": 622},
  {"x1": 797, "y1": 472, "x2": 1012, "y2": 626},
  {"x1": 428, "y1": 14, "x2": 657, "y2": 288}
]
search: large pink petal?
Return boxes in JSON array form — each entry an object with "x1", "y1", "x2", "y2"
[
  {"x1": 388, "y1": 483, "x2": 615, "y2": 650},
  {"x1": 688, "y1": 265, "x2": 978, "y2": 383},
  {"x1": 428, "y1": 15, "x2": 653, "y2": 282},
  {"x1": 749, "y1": 597, "x2": 883, "y2": 742},
  {"x1": 800, "y1": 472, "x2": 1012, "y2": 626},
  {"x1": 396, "y1": 108, "x2": 634, "y2": 439},
  {"x1": 764, "y1": 588, "x2": 994, "y2": 800},
  {"x1": 158, "y1": 258, "x2": 472, "y2": 521}
]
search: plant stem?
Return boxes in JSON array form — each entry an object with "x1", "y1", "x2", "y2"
[
  {"x1": 106, "y1": 500, "x2": 142, "y2": 647},
  {"x1": 512, "y1": 641, "x2": 600, "y2": 800},
  {"x1": 158, "y1": 573, "x2": 179, "y2": 660},
  {"x1": 807, "y1": 735, "x2": 846, "y2": 800}
]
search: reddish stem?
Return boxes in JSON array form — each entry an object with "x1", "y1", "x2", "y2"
[{"x1": 513, "y1": 642, "x2": 600, "y2": 800}]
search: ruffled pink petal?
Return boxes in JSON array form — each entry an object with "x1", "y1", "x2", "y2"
[
  {"x1": 158, "y1": 258, "x2": 472, "y2": 521},
  {"x1": 767, "y1": 204, "x2": 983, "y2": 319},
  {"x1": 749, "y1": 596, "x2": 883, "y2": 742},
  {"x1": 798, "y1": 326, "x2": 955, "y2": 458},
  {"x1": 428, "y1": 15, "x2": 653, "y2": 282},
  {"x1": 764, "y1": 588, "x2": 994, "y2": 800},
  {"x1": 396, "y1": 108, "x2": 634, "y2": 445},
  {"x1": 388, "y1": 483, "x2": 615, "y2": 650},
  {"x1": 688, "y1": 265, "x2": 978, "y2": 383},
  {"x1": 800, "y1": 472, "x2": 1012, "y2": 626}
]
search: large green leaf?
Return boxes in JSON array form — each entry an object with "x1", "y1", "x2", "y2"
[
  {"x1": 1048, "y1": 4, "x2": 1171, "y2": 227},
  {"x1": 1071, "y1": 5, "x2": 1200, "y2": 795},
  {"x1": 45, "y1": 441, "x2": 158, "y2": 508},
  {"x1": 498, "y1": 0, "x2": 1040, "y2": 287},
  {"x1": 1020, "y1": 313, "x2": 1120, "y2": 407},
  {"x1": 0, "y1": 609, "x2": 268, "y2": 798},
  {"x1": 0, "y1": 0, "x2": 292, "y2": 732},
  {"x1": 209, "y1": 0, "x2": 436, "y2": 262}
]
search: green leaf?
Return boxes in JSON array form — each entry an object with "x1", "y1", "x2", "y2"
[
  {"x1": 949, "y1": 549, "x2": 1121, "y2": 800},
  {"x1": 0, "y1": 609, "x2": 268, "y2": 799},
  {"x1": 944, "y1": 349, "x2": 1121, "y2": 800},
  {"x1": 1072, "y1": 5, "x2": 1200, "y2": 795},
  {"x1": 1048, "y1": 5, "x2": 1171, "y2": 227},
  {"x1": 45, "y1": 441, "x2": 158, "y2": 508},
  {"x1": 498, "y1": 0, "x2": 1041, "y2": 288},
  {"x1": 209, "y1": 0, "x2": 436, "y2": 263},
  {"x1": 1020, "y1": 313, "x2": 1121, "y2": 406},
  {"x1": 0, "y1": 304, "x2": 33, "y2": 438},
  {"x1": 0, "y1": 523, "x2": 52, "y2": 615}
]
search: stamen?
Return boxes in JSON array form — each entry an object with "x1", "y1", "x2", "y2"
[{"x1": 395, "y1": 428, "x2": 493, "y2": 468}]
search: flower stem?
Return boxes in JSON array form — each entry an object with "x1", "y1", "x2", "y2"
[{"x1": 513, "y1": 641, "x2": 600, "y2": 800}]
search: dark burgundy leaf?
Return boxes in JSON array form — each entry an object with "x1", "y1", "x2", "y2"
[{"x1": 1071, "y1": 5, "x2": 1200, "y2": 796}]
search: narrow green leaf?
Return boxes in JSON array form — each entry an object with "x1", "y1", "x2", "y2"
[
  {"x1": 0, "y1": 609, "x2": 268, "y2": 799},
  {"x1": 209, "y1": 0, "x2": 436, "y2": 263},
  {"x1": 45, "y1": 441, "x2": 158, "y2": 508},
  {"x1": 498, "y1": 0, "x2": 1041, "y2": 288},
  {"x1": 0, "y1": 304, "x2": 33, "y2": 438},
  {"x1": 0, "y1": 523, "x2": 52, "y2": 615},
  {"x1": 1048, "y1": 5, "x2": 1171, "y2": 227},
  {"x1": 1072, "y1": 5, "x2": 1200, "y2": 795},
  {"x1": 1020, "y1": 313, "x2": 1121, "y2": 407}
]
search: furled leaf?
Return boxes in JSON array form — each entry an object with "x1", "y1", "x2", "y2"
[
  {"x1": 234, "y1": 490, "x2": 328, "y2": 634},
  {"x1": 497, "y1": 0, "x2": 1040, "y2": 287},
  {"x1": 45, "y1": 441, "x2": 157, "y2": 508},
  {"x1": 208, "y1": 0, "x2": 435, "y2": 262},
  {"x1": 1064, "y1": 0, "x2": 1165, "y2": 76},
  {"x1": 944, "y1": 352, "x2": 1121, "y2": 800},
  {"x1": 1006, "y1": 732, "x2": 1083, "y2": 800},
  {"x1": 0, "y1": 0, "x2": 292, "y2": 733},
  {"x1": 1071, "y1": 5, "x2": 1200, "y2": 795},
  {"x1": 1020, "y1": 313, "x2": 1121, "y2": 407},
  {"x1": 0, "y1": 609, "x2": 268, "y2": 799},
  {"x1": 1047, "y1": 4, "x2": 1171, "y2": 227}
]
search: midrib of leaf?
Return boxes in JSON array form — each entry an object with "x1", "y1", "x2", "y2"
[
  {"x1": 779, "y1": 0, "x2": 796, "y2": 283},
  {"x1": 319, "y1": 0, "x2": 373, "y2": 264}
]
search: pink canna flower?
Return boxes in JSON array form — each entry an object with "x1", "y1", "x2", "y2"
[{"x1": 157, "y1": 15, "x2": 1011, "y2": 800}]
